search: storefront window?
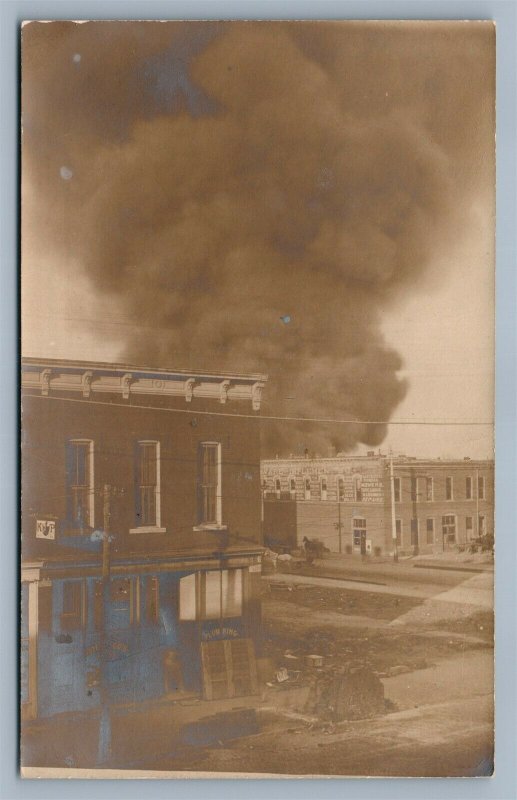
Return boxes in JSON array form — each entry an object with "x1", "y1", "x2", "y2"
[{"x1": 179, "y1": 570, "x2": 243, "y2": 620}]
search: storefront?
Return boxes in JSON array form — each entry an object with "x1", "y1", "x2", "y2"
[{"x1": 32, "y1": 560, "x2": 262, "y2": 718}]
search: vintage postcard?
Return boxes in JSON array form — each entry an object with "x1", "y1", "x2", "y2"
[{"x1": 20, "y1": 20, "x2": 495, "y2": 778}]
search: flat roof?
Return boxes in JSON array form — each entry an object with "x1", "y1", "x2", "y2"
[{"x1": 261, "y1": 455, "x2": 493, "y2": 466}]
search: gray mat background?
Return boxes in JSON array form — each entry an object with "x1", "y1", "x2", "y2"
[{"x1": 1, "y1": 2, "x2": 515, "y2": 798}]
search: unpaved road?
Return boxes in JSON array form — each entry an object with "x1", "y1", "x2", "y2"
[
  {"x1": 148, "y1": 650, "x2": 493, "y2": 777},
  {"x1": 145, "y1": 578, "x2": 493, "y2": 777}
]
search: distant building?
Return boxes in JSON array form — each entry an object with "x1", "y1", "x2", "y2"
[
  {"x1": 21, "y1": 357, "x2": 267, "y2": 722},
  {"x1": 261, "y1": 453, "x2": 494, "y2": 557}
]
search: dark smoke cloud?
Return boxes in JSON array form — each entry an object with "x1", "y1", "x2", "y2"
[{"x1": 22, "y1": 21, "x2": 495, "y2": 455}]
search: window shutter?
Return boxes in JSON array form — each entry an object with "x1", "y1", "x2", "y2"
[
  {"x1": 65, "y1": 441, "x2": 74, "y2": 525},
  {"x1": 196, "y1": 443, "x2": 203, "y2": 524},
  {"x1": 134, "y1": 441, "x2": 142, "y2": 526}
]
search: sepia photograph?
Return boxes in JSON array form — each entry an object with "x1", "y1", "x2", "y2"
[{"x1": 20, "y1": 19, "x2": 495, "y2": 778}]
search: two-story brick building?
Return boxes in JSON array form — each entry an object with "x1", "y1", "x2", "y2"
[
  {"x1": 21, "y1": 357, "x2": 267, "y2": 725},
  {"x1": 261, "y1": 453, "x2": 494, "y2": 557}
]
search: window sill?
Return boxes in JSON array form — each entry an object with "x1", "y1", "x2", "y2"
[
  {"x1": 193, "y1": 524, "x2": 227, "y2": 532},
  {"x1": 62, "y1": 526, "x2": 93, "y2": 537},
  {"x1": 129, "y1": 526, "x2": 166, "y2": 534}
]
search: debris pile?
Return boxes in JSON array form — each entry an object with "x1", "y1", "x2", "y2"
[
  {"x1": 305, "y1": 664, "x2": 385, "y2": 722},
  {"x1": 261, "y1": 634, "x2": 386, "y2": 722}
]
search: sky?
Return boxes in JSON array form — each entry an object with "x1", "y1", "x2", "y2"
[{"x1": 21, "y1": 20, "x2": 495, "y2": 459}]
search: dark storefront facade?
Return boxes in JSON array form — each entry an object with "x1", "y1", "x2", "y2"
[{"x1": 21, "y1": 358, "x2": 267, "y2": 722}]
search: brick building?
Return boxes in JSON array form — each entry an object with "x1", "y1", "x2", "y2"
[
  {"x1": 21, "y1": 357, "x2": 267, "y2": 724},
  {"x1": 261, "y1": 453, "x2": 494, "y2": 557}
]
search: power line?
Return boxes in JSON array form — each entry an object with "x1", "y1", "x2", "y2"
[{"x1": 22, "y1": 391, "x2": 493, "y2": 426}]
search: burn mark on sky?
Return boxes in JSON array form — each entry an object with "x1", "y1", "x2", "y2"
[
  {"x1": 140, "y1": 27, "x2": 220, "y2": 118},
  {"x1": 21, "y1": 21, "x2": 495, "y2": 456}
]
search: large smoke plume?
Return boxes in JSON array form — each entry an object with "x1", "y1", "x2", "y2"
[{"x1": 22, "y1": 21, "x2": 494, "y2": 455}]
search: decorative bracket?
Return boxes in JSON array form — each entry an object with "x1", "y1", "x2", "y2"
[
  {"x1": 81, "y1": 371, "x2": 93, "y2": 398},
  {"x1": 184, "y1": 378, "x2": 196, "y2": 403},
  {"x1": 122, "y1": 373, "x2": 133, "y2": 400},
  {"x1": 251, "y1": 381, "x2": 265, "y2": 411},
  {"x1": 219, "y1": 380, "x2": 231, "y2": 404},
  {"x1": 40, "y1": 369, "x2": 52, "y2": 396}
]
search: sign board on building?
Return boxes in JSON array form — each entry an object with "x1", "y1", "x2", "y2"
[{"x1": 36, "y1": 519, "x2": 56, "y2": 540}]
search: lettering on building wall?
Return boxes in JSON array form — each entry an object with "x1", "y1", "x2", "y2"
[{"x1": 36, "y1": 519, "x2": 56, "y2": 540}]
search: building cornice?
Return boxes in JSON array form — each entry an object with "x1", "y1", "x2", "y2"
[
  {"x1": 261, "y1": 456, "x2": 494, "y2": 469},
  {"x1": 21, "y1": 358, "x2": 268, "y2": 411}
]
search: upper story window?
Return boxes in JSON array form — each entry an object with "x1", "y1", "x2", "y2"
[
  {"x1": 198, "y1": 442, "x2": 222, "y2": 526},
  {"x1": 66, "y1": 440, "x2": 94, "y2": 529},
  {"x1": 321, "y1": 477, "x2": 328, "y2": 501},
  {"x1": 465, "y1": 476, "x2": 473, "y2": 500},
  {"x1": 478, "y1": 476, "x2": 486, "y2": 500},
  {"x1": 289, "y1": 478, "x2": 296, "y2": 497},
  {"x1": 338, "y1": 477, "x2": 345, "y2": 502},
  {"x1": 410, "y1": 477, "x2": 417, "y2": 502},
  {"x1": 135, "y1": 441, "x2": 161, "y2": 529},
  {"x1": 446, "y1": 476, "x2": 453, "y2": 501},
  {"x1": 304, "y1": 478, "x2": 311, "y2": 500},
  {"x1": 426, "y1": 477, "x2": 434, "y2": 502},
  {"x1": 393, "y1": 477, "x2": 401, "y2": 503},
  {"x1": 275, "y1": 478, "x2": 281, "y2": 499},
  {"x1": 353, "y1": 476, "x2": 363, "y2": 502}
]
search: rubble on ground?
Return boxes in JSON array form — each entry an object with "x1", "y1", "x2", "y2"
[{"x1": 304, "y1": 664, "x2": 385, "y2": 722}]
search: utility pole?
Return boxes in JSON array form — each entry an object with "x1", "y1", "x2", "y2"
[
  {"x1": 96, "y1": 483, "x2": 124, "y2": 767},
  {"x1": 334, "y1": 498, "x2": 343, "y2": 554},
  {"x1": 476, "y1": 468, "x2": 480, "y2": 539},
  {"x1": 389, "y1": 453, "x2": 398, "y2": 564},
  {"x1": 338, "y1": 499, "x2": 342, "y2": 554},
  {"x1": 97, "y1": 483, "x2": 112, "y2": 766}
]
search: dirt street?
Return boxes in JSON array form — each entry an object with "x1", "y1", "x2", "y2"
[{"x1": 145, "y1": 565, "x2": 493, "y2": 777}]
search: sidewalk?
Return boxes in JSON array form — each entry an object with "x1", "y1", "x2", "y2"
[
  {"x1": 390, "y1": 572, "x2": 493, "y2": 627},
  {"x1": 279, "y1": 553, "x2": 493, "y2": 589},
  {"x1": 382, "y1": 649, "x2": 493, "y2": 710},
  {"x1": 265, "y1": 572, "x2": 441, "y2": 599},
  {"x1": 22, "y1": 689, "x2": 265, "y2": 770}
]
